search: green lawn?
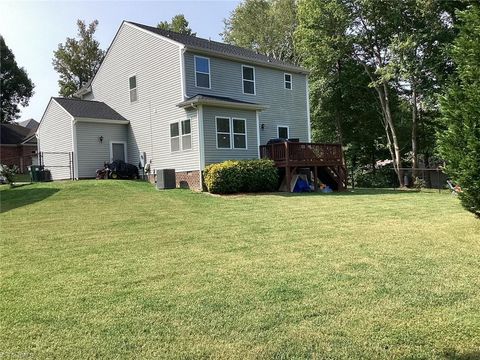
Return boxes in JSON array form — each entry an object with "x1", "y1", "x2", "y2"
[{"x1": 1, "y1": 181, "x2": 479, "y2": 359}]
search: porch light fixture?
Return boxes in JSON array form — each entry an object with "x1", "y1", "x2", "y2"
[{"x1": 99, "y1": 136, "x2": 104, "y2": 143}]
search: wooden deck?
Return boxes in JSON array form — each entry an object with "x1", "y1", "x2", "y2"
[{"x1": 259, "y1": 141, "x2": 347, "y2": 192}]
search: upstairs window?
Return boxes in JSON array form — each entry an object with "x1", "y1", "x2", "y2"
[
  {"x1": 129, "y1": 75, "x2": 138, "y2": 102},
  {"x1": 195, "y1": 56, "x2": 210, "y2": 88},
  {"x1": 242, "y1": 65, "x2": 255, "y2": 94},
  {"x1": 284, "y1": 73, "x2": 292, "y2": 90},
  {"x1": 181, "y1": 119, "x2": 192, "y2": 150}
]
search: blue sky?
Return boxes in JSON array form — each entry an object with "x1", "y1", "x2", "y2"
[{"x1": 0, "y1": 0, "x2": 240, "y2": 122}]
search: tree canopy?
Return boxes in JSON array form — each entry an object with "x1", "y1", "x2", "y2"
[
  {"x1": 157, "y1": 14, "x2": 196, "y2": 36},
  {"x1": 438, "y1": 5, "x2": 480, "y2": 216},
  {"x1": 0, "y1": 35, "x2": 34, "y2": 123},
  {"x1": 52, "y1": 20, "x2": 105, "y2": 97}
]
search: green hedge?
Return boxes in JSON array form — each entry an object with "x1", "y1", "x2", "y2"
[{"x1": 204, "y1": 159, "x2": 279, "y2": 194}]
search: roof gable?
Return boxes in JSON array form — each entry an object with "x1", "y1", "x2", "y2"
[
  {"x1": 0, "y1": 123, "x2": 33, "y2": 145},
  {"x1": 53, "y1": 98, "x2": 127, "y2": 121}
]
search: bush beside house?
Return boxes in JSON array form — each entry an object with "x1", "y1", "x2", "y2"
[{"x1": 204, "y1": 159, "x2": 279, "y2": 194}]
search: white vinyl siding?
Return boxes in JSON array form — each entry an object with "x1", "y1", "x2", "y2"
[
  {"x1": 37, "y1": 99, "x2": 73, "y2": 180},
  {"x1": 87, "y1": 23, "x2": 199, "y2": 172},
  {"x1": 242, "y1": 65, "x2": 255, "y2": 95}
]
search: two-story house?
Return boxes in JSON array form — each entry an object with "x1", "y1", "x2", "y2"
[{"x1": 38, "y1": 21, "x2": 316, "y2": 189}]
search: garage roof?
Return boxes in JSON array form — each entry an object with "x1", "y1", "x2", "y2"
[{"x1": 54, "y1": 98, "x2": 127, "y2": 121}]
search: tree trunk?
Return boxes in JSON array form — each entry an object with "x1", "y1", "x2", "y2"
[
  {"x1": 411, "y1": 82, "x2": 419, "y2": 177},
  {"x1": 382, "y1": 83, "x2": 404, "y2": 187},
  {"x1": 335, "y1": 60, "x2": 344, "y2": 145},
  {"x1": 361, "y1": 64, "x2": 404, "y2": 187}
]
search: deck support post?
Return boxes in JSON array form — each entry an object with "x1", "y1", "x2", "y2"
[
  {"x1": 313, "y1": 166, "x2": 318, "y2": 192},
  {"x1": 286, "y1": 166, "x2": 291, "y2": 192}
]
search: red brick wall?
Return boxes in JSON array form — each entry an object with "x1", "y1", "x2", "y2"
[{"x1": 0, "y1": 145, "x2": 36, "y2": 172}]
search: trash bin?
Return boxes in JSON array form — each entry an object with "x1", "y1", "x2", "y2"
[{"x1": 30, "y1": 165, "x2": 44, "y2": 182}]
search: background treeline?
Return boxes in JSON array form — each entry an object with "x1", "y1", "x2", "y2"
[{"x1": 223, "y1": 0, "x2": 479, "y2": 216}]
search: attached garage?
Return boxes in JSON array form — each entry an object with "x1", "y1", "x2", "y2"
[{"x1": 38, "y1": 97, "x2": 129, "y2": 180}]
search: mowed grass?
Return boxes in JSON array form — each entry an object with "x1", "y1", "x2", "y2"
[{"x1": 1, "y1": 181, "x2": 479, "y2": 359}]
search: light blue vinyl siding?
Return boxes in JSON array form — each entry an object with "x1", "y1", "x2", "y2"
[
  {"x1": 75, "y1": 122, "x2": 128, "y2": 178},
  {"x1": 184, "y1": 51, "x2": 309, "y2": 145},
  {"x1": 202, "y1": 106, "x2": 258, "y2": 165}
]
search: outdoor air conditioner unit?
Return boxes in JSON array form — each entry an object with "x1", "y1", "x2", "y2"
[{"x1": 156, "y1": 169, "x2": 176, "y2": 190}]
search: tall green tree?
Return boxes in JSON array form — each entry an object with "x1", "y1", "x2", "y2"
[
  {"x1": 52, "y1": 20, "x2": 104, "y2": 97},
  {"x1": 0, "y1": 35, "x2": 34, "y2": 123},
  {"x1": 222, "y1": 0, "x2": 299, "y2": 64},
  {"x1": 438, "y1": 5, "x2": 480, "y2": 217},
  {"x1": 157, "y1": 14, "x2": 196, "y2": 36}
]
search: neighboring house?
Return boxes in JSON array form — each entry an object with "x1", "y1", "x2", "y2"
[
  {"x1": 0, "y1": 123, "x2": 37, "y2": 173},
  {"x1": 38, "y1": 21, "x2": 311, "y2": 189},
  {"x1": 18, "y1": 118, "x2": 39, "y2": 130}
]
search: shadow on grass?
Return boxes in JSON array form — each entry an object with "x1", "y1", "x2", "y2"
[
  {"x1": 443, "y1": 350, "x2": 480, "y2": 360},
  {"x1": 0, "y1": 186, "x2": 60, "y2": 213},
  {"x1": 240, "y1": 188, "x2": 426, "y2": 197}
]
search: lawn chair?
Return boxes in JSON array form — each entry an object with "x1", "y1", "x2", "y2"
[{"x1": 446, "y1": 180, "x2": 462, "y2": 196}]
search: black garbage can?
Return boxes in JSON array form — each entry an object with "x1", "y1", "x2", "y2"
[{"x1": 30, "y1": 165, "x2": 44, "y2": 182}]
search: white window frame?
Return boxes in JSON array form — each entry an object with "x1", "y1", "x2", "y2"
[
  {"x1": 170, "y1": 120, "x2": 181, "y2": 153},
  {"x1": 170, "y1": 119, "x2": 192, "y2": 153},
  {"x1": 109, "y1": 141, "x2": 127, "y2": 162},
  {"x1": 215, "y1": 116, "x2": 248, "y2": 150},
  {"x1": 284, "y1": 73, "x2": 292, "y2": 90},
  {"x1": 277, "y1": 125, "x2": 290, "y2": 139},
  {"x1": 232, "y1": 118, "x2": 248, "y2": 150},
  {"x1": 181, "y1": 119, "x2": 192, "y2": 151},
  {"x1": 194, "y1": 55, "x2": 211, "y2": 89},
  {"x1": 215, "y1": 116, "x2": 232, "y2": 149},
  {"x1": 241, "y1": 65, "x2": 256, "y2": 95},
  {"x1": 129, "y1": 74, "x2": 138, "y2": 103}
]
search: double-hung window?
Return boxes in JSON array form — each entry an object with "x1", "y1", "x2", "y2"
[
  {"x1": 170, "y1": 119, "x2": 192, "y2": 152},
  {"x1": 242, "y1": 65, "x2": 255, "y2": 94},
  {"x1": 170, "y1": 122, "x2": 180, "y2": 152},
  {"x1": 129, "y1": 75, "x2": 138, "y2": 102},
  {"x1": 181, "y1": 119, "x2": 192, "y2": 150},
  {"x1": 284, "y1": 73, "x2": 292, "y2": 90},
  {"x1": 216, "y1": 117, "x2": 247, "y2": 149},
  {"x1": 195, "y1": 56, "x2": 210, "y2": 88}
]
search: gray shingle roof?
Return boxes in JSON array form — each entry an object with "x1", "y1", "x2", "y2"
[
  {"x1": 18, "y1": 118, "x2": 39, "y2": 130},
  {"x1": 126, "y1": 21, "x2": 308, "y2": 73},
  {"x1": 53, "y1": 98, "x2": 126, "y2": 121},
  {"x1": 1, "y1": 123, "x2": 33, "y2": 145},
  {"x1": 177, "y1": 93, "x2": 268, "y2": 111}
]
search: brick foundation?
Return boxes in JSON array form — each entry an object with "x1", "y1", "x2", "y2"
[{"x1": 148, "y1": 170, "x2": 202, "y2": 191}]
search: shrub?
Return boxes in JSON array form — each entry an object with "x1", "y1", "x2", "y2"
[
  {"x1": 0, "y1": 164, "x2": 18, "y2": 188},
  {"x1": 204, "y1": 159, "x2": 278, "y2": 194},
  {"x1": 354, "y1": 167, "x2": 394, "y2": 188}
]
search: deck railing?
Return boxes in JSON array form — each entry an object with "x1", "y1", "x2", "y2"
[{"x1": 260, "y1": 142, "x2": 343, "y2": 167}]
